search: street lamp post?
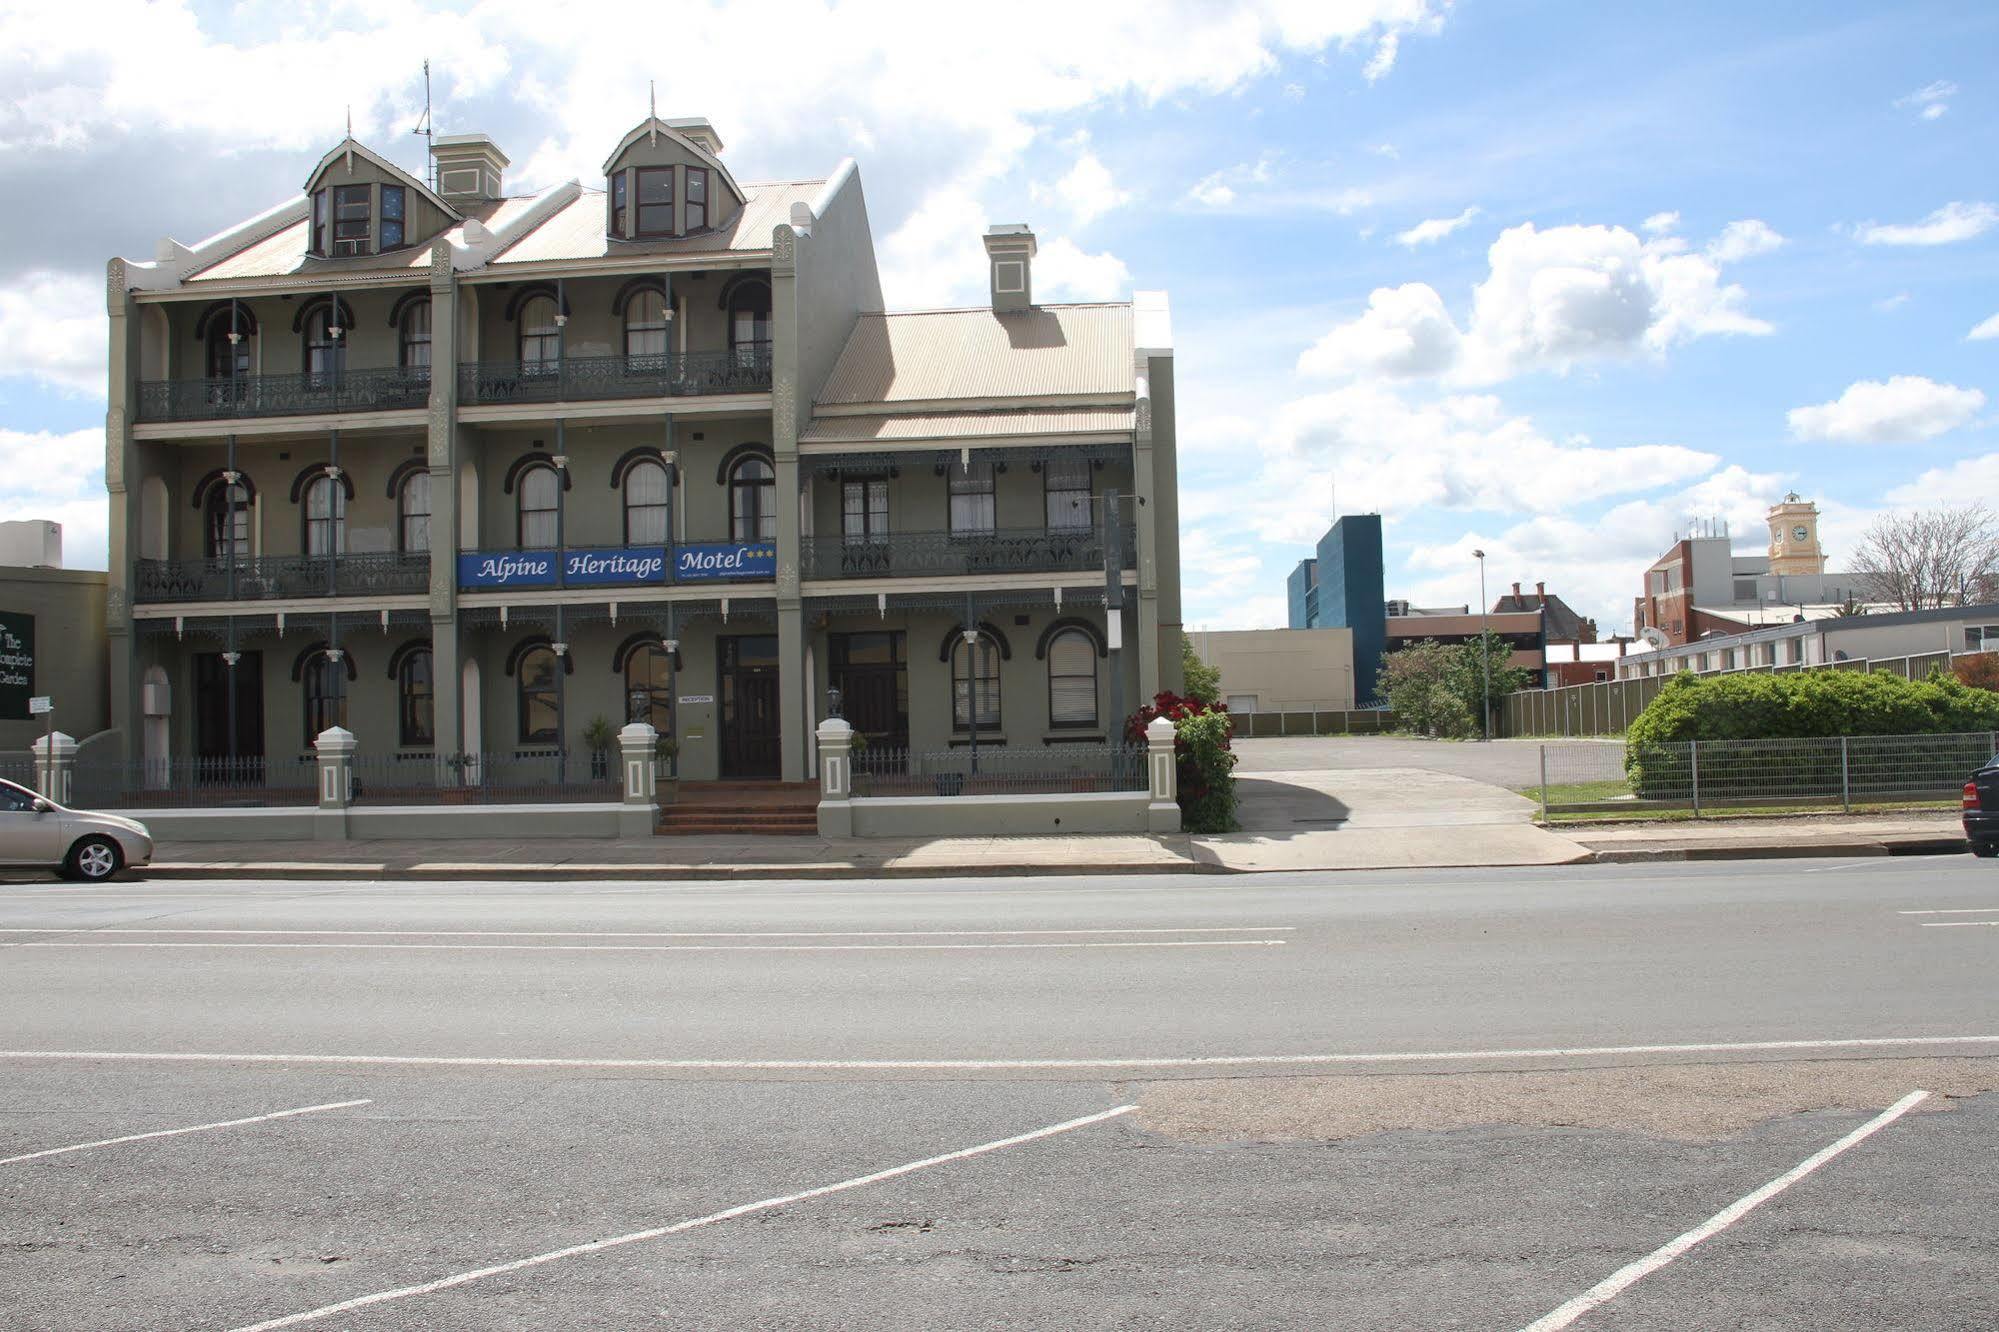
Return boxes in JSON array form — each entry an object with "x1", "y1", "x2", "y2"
[{"x1": 1473, "y1": 548, "x2": 1491, "y2": 743}]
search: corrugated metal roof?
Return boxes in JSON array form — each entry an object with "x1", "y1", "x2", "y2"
[
  {"x1": 799, "y1": 407, "x2": 1135, "y2": 444},
  {"x1": 815, "y1": 304, "x2": 1134, "y2": 406},
  {"x1": 491, "y1": 179, "x2": 823, "y2": 265},
  {"x1": 186, "y1": 198, "x2": 523, "y2": 283}
]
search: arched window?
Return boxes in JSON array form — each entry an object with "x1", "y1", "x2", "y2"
[
  {"x1": 398, "y1": 647, "x2": 434, "y2": 747},
  {"x1": 625, "y1": 643, "x2": 672, "y2": 732},
  {"x1": 517, "y1": 464, "x2": 559, "y2": 549},
  {"x1": 302, "y1": 655, "x2": 347, "y2": 746},
  {"x1": 624, "y1": 459, "x2": 669, "y2": 545},
  {"x1": 205, "y1": 310, "x2": 252, "y2": 380},
  {"x1": 303, "y1": 307, "x2": 345, "y2": 379},
  {"x1": 517, "y1": 645, "x2": 559, "y2": 745},
  {"x1": 1046, "y1": 628, "x2": 1099, "y2": 729},
  {"x1": 625, "y1": 288, "x2": 669, "y2": 362},
  {"x1": 518, "y1": 294, "x2": 560, "y2": 371},
  {"x1": 398, "y1": 471, "x2": 432, "y2": 553},
  {"x1": 399, "y1": 300, "x2": 432, "y2": 375},
  {"x1": 204, "y1": 481, "x2": 251, "y2": 560},
  {"x1": 729, "y1": 456, "x2": 775, "y2": 543},
  {"x1": 952, "y1": 634, "x2": 1002, "y2": 733},
  {"x1": 302, "y1": 474, "x2": 345, "y2": 556},
  {"x1": 728, "y1": 281, "x2": 771, "y2": 367}
]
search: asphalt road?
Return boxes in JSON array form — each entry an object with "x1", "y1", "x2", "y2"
[{"x1": 2, "y1": 857, "x2": 1995, "y2": 1330}]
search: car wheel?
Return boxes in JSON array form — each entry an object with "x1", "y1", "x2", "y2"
[
  {"x1": 64, "y1": 836, "x2": 123, "y2": 882},
  {"x1": 1973, "y1": 843, "x2": 1999, "y2": 860}
]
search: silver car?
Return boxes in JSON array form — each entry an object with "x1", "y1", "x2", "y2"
[{"x1": 0, "y1": 779, "x2": 152, "y2": 881}]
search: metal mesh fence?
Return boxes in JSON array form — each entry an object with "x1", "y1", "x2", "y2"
[
  {"x1": 854, "y1": 744, "x2": 1144, "y2": 797},
  {"x1": 1535, "y1": 730, "x2": 1995, "y2": 815}
]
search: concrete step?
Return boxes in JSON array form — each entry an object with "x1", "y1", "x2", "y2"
[{"x1": 657, "y1": 818, "x2": 819, "y2": 836}]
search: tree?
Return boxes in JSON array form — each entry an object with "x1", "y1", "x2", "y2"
[
  {"x1": 1853, "y1": 503, "x2": 1999, "y2": 611},
  {"x1": 1453, "y1": 630, "x2": 1535, "y2": 727},
  {"x1": 1180, "y1": 632, "x2": 1222, "y2": 705},
  {"x1": 1381, "y1": 634, "x2": 1533, "y2": 739}
]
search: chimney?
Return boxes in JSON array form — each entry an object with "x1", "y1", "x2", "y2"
[
  {"x1": 430, "y1": 133, "x2": 509, "y2": 202},
  {"x1": 983, "y1": 224, "x2": 1036, "y2": 313},
  {"x1": 1535, "y1": 581, "x2": 1546, "y2": 604},
  {"x1": 664, "y1": 117, "x2": 725, "y2": 156},
  {"x1": 1511, "y1": 582, "x2": 1521, "y2": 599}
]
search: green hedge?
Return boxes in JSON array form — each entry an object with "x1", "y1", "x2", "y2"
[{"x1": 1624, "y1": 669, "x2": 1999, "y2": 794}]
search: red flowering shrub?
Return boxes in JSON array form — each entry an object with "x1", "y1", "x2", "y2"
[{"x1": 1126, "y1": 691, "x2": 1237, "y2": 832}]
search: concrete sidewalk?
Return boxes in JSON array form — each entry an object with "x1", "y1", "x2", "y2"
[{"x1": 1571, "y1": 812, "x2": 1967, "y2": 862}]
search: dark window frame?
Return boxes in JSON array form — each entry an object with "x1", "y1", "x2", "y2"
[
  {"x1": 517, "y1": 464, "x2": 560, "y2": 550},
  {"x1": 398, "y1": 470, "x2": 432, "y2": 554},
  {"x1": 951, "y1": 634, "x2": 1003, "y2": 733},
  {"x1": 948, "y1": 461, "x2": 996, "y2": 535},
  {"x1": 398, "y1": 300, "x2": 432, "y2": 375},
  {"x1": 331, "y1": 183, "x2": 372, "y2": 257},
  {"x1": 1045, "y1": 627, "x2": 1099, "y2": 730},
  {"x1": 624, "y1": 287, "x2": 669, "y2": 361},
  {"x1": 841, "y1": 476, "x2": 889, "y2": 542},
  {"x1": 624, "y1": 643, "x2": 673, "y2": 733},
  {"x1": 1043, "y1": 457, "x2": 1092, "y2": 531},
  {"x1": 623, "y1": 459, "x2": 670, "y2": 546},
  {"x1": 302, "y1": 656, "x2": 347, "y2": 748},
  {"x1": 518, "y1": 294, "x2": 560, "y2": 369},
  {"x1": 301, "y1": 473, "x2": 346, "y2": 557},
  {"x1": 685, "y1": 166, "x2": 709, "y2": 231},
  {"x1": 303, "y1": 307, "x2": 345, "y2": 379},
  {"x1": 204, "y1": 482, "x2": 251, "y2": 560},
  {"x1": 310, "y1": 188, "x2": 329, "y2": 254},
  {"x1": 609, "y1": 170, "x2": 628, "y2": 236},
  {"x1": 398, "y1": 647, "x2": 434, "y2": 747},
  {"x1": 729, "y1": 456, "x2": 776, "y2": 543},
  {"x1": 517, "y1": 645, "x2": 560, "y2": 745},
  {"x1": 728, "y1": 280, "x2": 772, "y2": 365},
  {"x1": 635, "y1": 166, "x2": 675, "y2": 237},
  {"x1": 379, "y1": 184, "x2": 407, "y2": 250}
]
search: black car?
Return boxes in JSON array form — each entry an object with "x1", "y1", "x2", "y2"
[{"x1": 1963, "y1": 764, "x2": 1999, "y2": 857}]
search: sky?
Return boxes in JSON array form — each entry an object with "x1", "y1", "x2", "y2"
[{"x1": 1, "y1": 0, "x2": 1995, "y2": 636}]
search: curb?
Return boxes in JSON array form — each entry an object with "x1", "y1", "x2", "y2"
[
  {"x1": 136, "y1": 859, "x2": 1223, "y2": 883},
  {"x1": 1586, "y1": 837, "x2": 1967, "y2": 864}
]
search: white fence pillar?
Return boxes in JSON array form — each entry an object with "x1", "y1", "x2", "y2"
[
  {"x1": 32, "y1": 731, "x2": 75, "y2": 806},
  {"x1": 816, "y1": 716, "x2": 854, "y2": 838},
  {"x1": 617, "y1": 721, "x2": 659, "y2": 836},
  {"x1": 1145, "y1": 715, "x2": 1181, "y2": 833},
  {"x1": 313, "y1": 725, "x2": 355, "y2": 840}
]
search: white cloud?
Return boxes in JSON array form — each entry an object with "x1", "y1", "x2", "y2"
[
  {"x1": 0, "y1": 428, "x2": 108, "y2": 569},
  {"x1": 1640, "y1": 211, "x2": 1681, "y2": 236},
  {"x1": 1300, "y1": 220, "x2": 1771, "y2": 386},
  {"x1": 1886, "y1": 453, "x2": 1999, "y2": 509},
  {"x1": 1188, "y1": 177, "x2": 1236, "y2": 208},
  {"x1": 1786, "y1": 375, "x2": 1986, "y2": 444},
  {"x1": 1184, "y1": 155, "x2": 1274, "y2": 209},
  {"x1": 1704, "y1": 218, "x2": 1785, "y2": 263},
  {"x1": 1035, "y1": 237, "x2": 1132, "y2": 300},
  {"x1": 1395, "y1": 206, "x2": 1480, "y2": 247},
  {"x1": 0, "y1": 271, "x2": 105, "y2": 395},
  {"x1": 1047, "y1": 147, "x2": 1130, "y2": 226},
  {"x1": 1857, "y1": 201, "x2": 1999, "y2": 246},
  {"x1": 1895, "y1": 79, "x2": 1957, "y2": 121},
  {"x1": 1363, "y1": 32, "x2": 1400, "y2": 82},
  {"x1": 1875, "y1": 291, "x2": 1911, "y2": 312},
  {"x1": 1969, "y1": 312, "x2": 1999, "y2": 341}
]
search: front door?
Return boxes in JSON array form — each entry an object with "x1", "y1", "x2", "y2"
[
  {"x1": 194, "y1": 651, "x2": 264, "y2": 768},
  {"x1": 719, "y1": 635, "x2": 781, "y2": 778},
  {"x1": 830, "y1": 631, "x2": 907, "y2": 750}
]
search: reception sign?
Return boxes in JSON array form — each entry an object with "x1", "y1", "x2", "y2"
[{"x1": 675, "y1": 542, "x2": 776, "y2": 581}]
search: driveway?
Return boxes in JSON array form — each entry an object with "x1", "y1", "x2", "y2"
[{"x1": 1232, "y1": 734, "x2": 1618, "y2": 787}]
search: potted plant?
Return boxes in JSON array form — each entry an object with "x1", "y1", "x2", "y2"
[
  {"x1": 654, "y1": 734, "x2": 680, "y2": 805},
  {"x1": 582, "y1": 716, "x2": 616, "y2": 780}
]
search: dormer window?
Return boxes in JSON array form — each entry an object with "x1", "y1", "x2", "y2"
[
  {"x1": 636, "y1": 167, "x2": 674, "y2": 237},
  {"x1": 686, "y1": 169, "x2": 708, "y2": 231},
  {"x1": 331, "y1": 184, "x2": 371, "y2": 256},
  {"x1": 380, "y1": 185, "x2": 407, "y2": 250},
  {"x1": 611, "y1": 173, "x2": 628, "y2": 235},
  {"x1": 311, "y1": 190, "x2": 330, "y2": 253}
]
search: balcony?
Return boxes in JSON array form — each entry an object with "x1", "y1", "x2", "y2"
[
  {"x1": 457, "y1": 542, "x2": 775, "y2": 591},
  {"x1": 134, "y1": 552, "x2": 431, "y2": 604},
  {"x1": 799, "y1": 524, "x2": 1137, "y2": 581},
  {"x1": 457, "y1": 349, "x2": 773, "y2": 407},
  {"x1": 135, "y1": 368, "x2": 430, "y2": 424}
]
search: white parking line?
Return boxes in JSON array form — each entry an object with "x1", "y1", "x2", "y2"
[
  {"x1": 1897, "y1": 909, "x2": 1999, "y2": 915},
  {"x1": 17, "y1": 939, "x2": 1287, "y2": 954},
  {"x1": 224, "y1": 1102, "x2": 1134, "y2": 1331},
  {"x1": 0, "y1": 1099, "x2": 370, "y2": 1167},
  {"x1": 1518, "y1": 1090, "x2": 1929, "y2": 1331},
  {"x1": 1918, "y1": 921, "x2": 1999, "y2": 928},
  {"x1": 0, "y1": 925, "x2": 1294, "y2": 939},
  {"x1": 1, "y1": 1035, "x2": 1993, "y2": 1074}
]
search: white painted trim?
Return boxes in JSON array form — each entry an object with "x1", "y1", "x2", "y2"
[
  {"x1": 132, "y1": 595, "x2": 427, "y2": 621},
  {"x1": 802, "y1": 570, "x2": 1137, "y2": 597},
  {"x1": 134, "y1": 409, "x2": 427, "y2": 441},
  {"x1": 807, "y1": 158, "x2": 859, "y2": 220},
  {"x1": 0, "y1": 1099, "x2": 369, "y2": 1167},
  {"x1": 455, "y1": 393, "x2": 769, "y2": 425}
]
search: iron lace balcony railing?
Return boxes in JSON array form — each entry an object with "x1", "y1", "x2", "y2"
[
  {"x1": 134, "y1": 368, "x2": 431, "y2": 423},
  {"x1": 133, "y1": 552, "x2": 432, "y2": 604},
  {"x1": 800, "y1": 522, "x2": 1138, "y2": 580},
  {"x1": 458, "y1": 349, "x2": 773, "y2": 407}
]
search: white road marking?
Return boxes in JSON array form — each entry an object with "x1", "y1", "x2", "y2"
[
  {"x1": 1518, "y1": 1090, "x2": 1930, "y2": 1332},
  {"x1": 0, "y1": 925, "x2": 1294, "y2": 939},
  {"x1": 224, "y1": 1102, "x2": 1134, "y2": 1331},
  {"x1": 0, "y1": 1099, "x2": 370, "y2": 1167},
  {"x1": 17, "y1": 939, "x2": 1287, "y2": 954},
  {"x1": 1919, "y1": 921, "x2": 1999, "y2": 928},
  {"x1": 1, "y1": 1035, "x2": 1993, "y2": 1074},
  {"x1": 1897, "y1": 908, "x2": 1999, "y2": 915}
]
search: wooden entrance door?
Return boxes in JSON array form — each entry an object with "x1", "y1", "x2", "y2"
[
  {"x1": 719, "y1": 635, "x2": 781, "y2": 778},
  {"x1": 830, "y1": 631, "x2": 907, "y2": 750}
]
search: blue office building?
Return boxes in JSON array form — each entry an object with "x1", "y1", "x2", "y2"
[{"x1": 1287, "y1": 515, "x2": 1386, "y2": 704}]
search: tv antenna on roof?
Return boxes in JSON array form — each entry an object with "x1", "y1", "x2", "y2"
[{"x1": 411, "y1": 60, "x2": 434, "y2": 189}]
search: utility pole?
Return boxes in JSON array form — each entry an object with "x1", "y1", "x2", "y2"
[
  {"x1": 1474, "y1": 548, "x2": 1491, "y2": 743},
  {"x1": 1104, "y1": 488, "x2": 1125, "y2": 744}
]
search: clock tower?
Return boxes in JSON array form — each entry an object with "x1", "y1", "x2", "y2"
[{"x1": 1767, "y1": 493, "x2": 1826, "y2": 576}]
